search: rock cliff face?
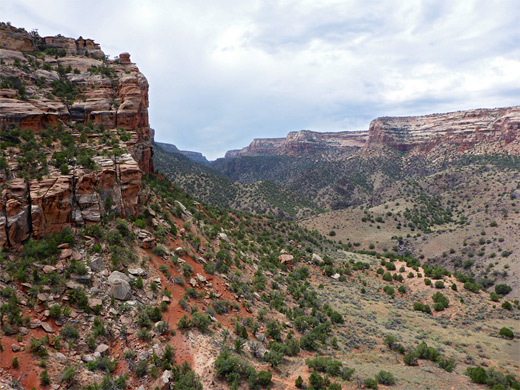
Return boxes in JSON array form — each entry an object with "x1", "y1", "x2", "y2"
[
  {"x1": 366, "y1": 106, "x2": 520, "y2": 154},
  {"x1": 155, "y1": 141, "x2": 209, "y2": 164},
  {"x1": 0, "y1": 23, "x2": 153, "y2": 247},
  {"x1": 225, "y1": 130, "x2": 368, "y2": 159}
]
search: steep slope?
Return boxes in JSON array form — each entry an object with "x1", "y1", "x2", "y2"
[{"x1": 154, "y1": 142, "x2": 320, "y2": 218}]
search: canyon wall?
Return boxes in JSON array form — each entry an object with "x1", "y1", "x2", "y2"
[
  {"x1": 366, "y1": 106, "x2": 520, "y2": 154},
  {"x1": 0, "y1": 23, "x2": 154, "y2": 247},
  {"x1": 225, "y1": 130, "x2": 368, "y2": 158}
]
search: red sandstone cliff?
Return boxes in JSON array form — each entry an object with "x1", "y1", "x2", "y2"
[
  {"x1": 225, "y1": 130, "x2": 368, "y2": 159},
  {"x1": 366, "y1": 106, "x2": 520, "y2": 155},
  {"x1": 0, "y1": 23, "x2": 154, "y2": 247}
]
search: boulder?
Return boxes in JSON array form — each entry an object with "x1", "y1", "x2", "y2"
[
  {"x1": 108, "y1": 271, "x2": 130, "y2": 284},
  {"x1": 95, "y1": 344, "x2": 109, "y2": 355},
  {"x1": 153, "y1": 370, "x2": 173, "y2": 390},
  {"x1": 110, "y1": 278, "x2": 131, "y2": 301},
  {"x1": 279, "y1": 254, "x2": 294, "y2": 269}
]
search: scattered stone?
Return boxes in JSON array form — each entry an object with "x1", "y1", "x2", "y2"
[
  {"x1": 11, "y1": 344, "x2": 21, "y2": 352},
  {"x1": 59, "y1": 248, "x2": 73, "y2": 259},
  {"x1": 89, "y1": 256, "x2": 104, "y2": 272},
  {"x1": 88, "y1": 298, "x2": 103, "y2": 310},
  {"x1": 255, "y1": 332, "x2": 267, "y2": 343},
  {"x1": 331, "y1": 273, "x2": 340, "y2": 280},
  {"x1": 138, "y1": 350, "x2": 150, "y2": 361},
  {"x1": 55, "y1": 352, "x2": 67, "y2": 362},
  {"x1": 95, "y1": 344, "x2": 109, "y2": 355},
  {"x1": 19, "y1": 327, "x2": 29, "y2": 335},
  {"x1": 37, "y1": 293, "x2": 49, "y2": 302},
  {"x1": 29, "y1": 319, "x2": 41, "y2": 329},
  {"x1": 278, "y1": 254, "x2": 294, "y2": 269},
  {"x1": 312, "y1": 253, "x2": 324, "y2": 264},
  {"x1": 66, "y1": 280, "x2": 83, "y2": 290},
  {"x1": 196, "y1": 273, "x2": 207, "y2": 283},
  {"x1": 218, "y1": 232, "x2": 230, "y2": 243},
  {"x1": 42, "y1": 265, "x2": 57, "y2": 274},
  {"x1": 41, "y1": 322, "x2": 55, "y2": 333},
  {"x1": 153, "y1": 370, "x2": 173, "y2": 390},
  {"x1": 128, "y1": 268, "x2": 146, "y2": 276},
  {"x1": 189, "y1": 278, "x2": 197, "y2": 287}
]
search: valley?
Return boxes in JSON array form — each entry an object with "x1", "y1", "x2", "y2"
[{"x1": 0, "y1": 22, "x2": 518, "y2": 390}]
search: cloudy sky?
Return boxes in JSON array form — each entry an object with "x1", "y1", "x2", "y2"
[{"x1": 2, "y1": 1, "x2": 520, "y2": 159}]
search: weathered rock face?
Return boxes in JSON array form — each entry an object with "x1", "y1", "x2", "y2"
[
  {"x1": 0, "y1": 23, "x2": 154, "y2": 247},
  {"x1": 366, "y1": 106, "x2": 520, "y2": 154},
  {"x1": 0, "y1": 23, "x2": 154, "y2": 174},
  {"x1": 225, "y1": 130, "x2": 368, "y2": 159}
]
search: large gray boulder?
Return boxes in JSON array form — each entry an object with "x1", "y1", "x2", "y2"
[{"x1": 109, "y1": 271, "x2": 131, "y2": 300}]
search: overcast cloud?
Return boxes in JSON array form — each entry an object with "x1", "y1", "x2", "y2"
[{"x1": 2, "y1": 1, "x2": 520, "y2": 159}]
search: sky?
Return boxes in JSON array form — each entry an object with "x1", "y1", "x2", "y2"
[{"x1": 2, "y1": 1, "x2": 520, "y2": 159}]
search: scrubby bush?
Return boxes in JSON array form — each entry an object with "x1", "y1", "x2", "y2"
[
  {"x1": 432, "y1": 292, "x2": 449, "y2": 311},
  {"x1": 364, "y1": 378, "x2": 378, "y2": 389},
  {"x1": 495, "y1": 284, "x2": 512, "y2": 296},
  {"x1": 499, "y1": 327, "x2": 514, "y2": 339},
  {"x1": 375, "y1": 370, "x2": 395, "y2": 385},
  {"x1": 404, "y1": 351, "x2": 418, "y2": 366},
  {"x1": 413, "y1": 302, "x2": 431, "y2": 314}
]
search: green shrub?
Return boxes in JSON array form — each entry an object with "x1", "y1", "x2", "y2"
[
  {"x1": 61, "y1": 324, "x2": 79, "y2": 340},
  {"x1": 106, "y1": 230, "x2": 122, "y2": 245},
  {"x1": 191, "y1": 312, "x2": 211, "y2": 333},
  {"x1": 495, "y1": 284, "x2": 512, "y2": 296},
  {"x1": 40, "y1": 369, "x2": 51, "y2": 385},
  {"x1": 383, "y1": 286, "x2": 395, "y2": 297},
  {"x1": 438, "y1": 357, "x2": 456, "y2": 372},
  {"x1": 364, "y1": 378, "x2": 378, "y2": 389},
  {"x1": 257, "y1": 370, "x2": 272, "y2": 386},
  {"x1": 424, "y1": 278, "x2": 432, "y2": 286},
  {"x1": 49, "y1": 304, "x2": 62, "y2": 319},
  {"x1": 502, "y1": 301, "x2": 513, "y2": 310},
  {"x1": 466, "y1": 366, "x2": 488, "y2": 384},
  {"x1": 404, "y1": 351, "x2": 418, "y2": 366},
  {"x1": 499, "y1": 327, "x2": 514, "y2": 339},
  {"x1": 490, "y1": 292, "x2": 501, "y2": 302},
  {"x1": 434, "y1": 281, "x2": 445, "y2": 289},
  {"x1": 432, "y1": 292, "x2": 449, "y2": 311},
  {"x1": 375, "y1": 370, "x2": 395, "y2": 385},
  {"x1": 413, "y1": 302, "x2": 431, "y2": 314}
]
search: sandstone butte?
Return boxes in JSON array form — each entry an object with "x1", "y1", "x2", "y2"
[{"x1": 0, "y1": 23, "x2": 154, "y2": 247}]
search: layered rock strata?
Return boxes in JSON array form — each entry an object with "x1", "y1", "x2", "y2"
[
  {"x1": 367, "y1": 106, "x2": 520, "y2": 154},
  {"x1": 0, "y1": 24, "x2": 154, "y2": 247},
  {"x1": 225, "y1": 130, "x2": 368, "y2": 158}
]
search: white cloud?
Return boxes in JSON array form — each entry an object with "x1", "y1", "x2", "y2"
[{"x1": 1, "y1": 0, "x2": 519, "y2": 159}]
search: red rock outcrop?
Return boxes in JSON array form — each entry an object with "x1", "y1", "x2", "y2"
[
  {"x1": 0, "y1": 24, "x2": 154, "y2": 247},
  {"x1": 225, "y1": 130, "x2": 368, "y2": 159},
  {"x1": 366, "y1": 106, "x2": 520, "y2": 155}
]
